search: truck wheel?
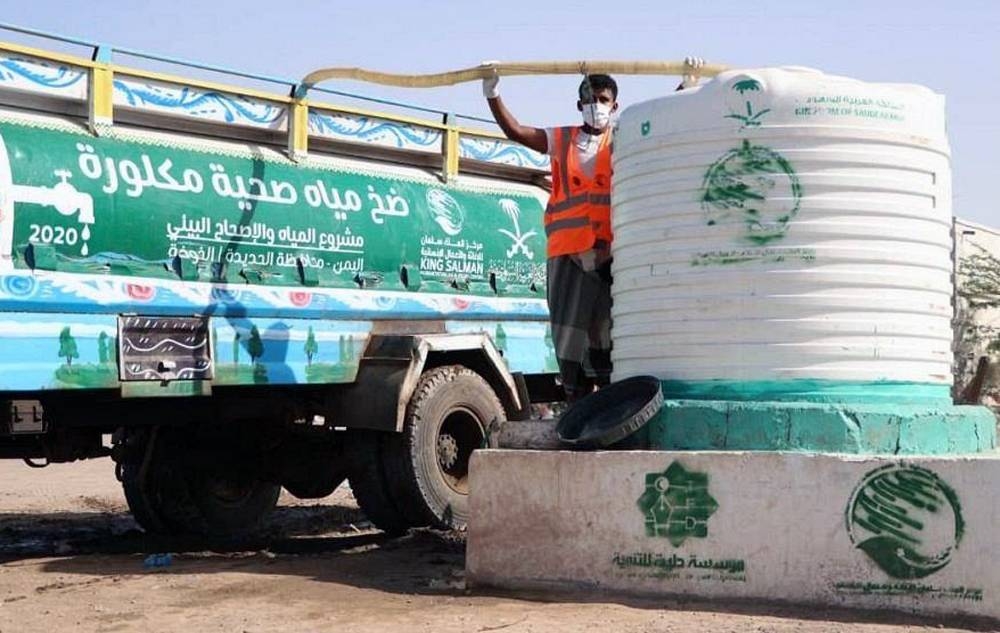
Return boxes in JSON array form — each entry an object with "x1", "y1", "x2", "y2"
[
  {"x1": 344, "y1": 430, "x2": 411, "y2": 535},
  {"x1": 383, "y1": 365, "x2": 503, "y2": 530},
  {"x1": 121, "y1": 463, "x2": 168, "y2": 534},
  {"x1": 177, "y1": 462, "x2": 282, "y2": 538},
  {"x1": 120, "y1": 430, "x2": 172, "y2": 535},
  {"x1": 120, "y1": 428, "x2": 280, "y2": 539}
]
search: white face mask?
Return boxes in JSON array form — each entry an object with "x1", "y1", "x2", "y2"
[{"x1": 582, "y1": 102, "x2": 612, "y2": 130}]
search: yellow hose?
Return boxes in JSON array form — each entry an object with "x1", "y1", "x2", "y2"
[{"x1": 298, "y1": 60, "x2": 729, "y2": 94}]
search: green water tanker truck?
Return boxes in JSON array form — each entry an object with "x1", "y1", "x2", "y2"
[{"x1": 0, "y1": 30, "x2": 561, "y2": 537}]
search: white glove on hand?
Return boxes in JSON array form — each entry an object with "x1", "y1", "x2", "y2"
[
  {"x1": 481, "y1": 61, "x2": 500, "y2": 99},
  {"x1": 681, "y1": 56, "x2": 705, "y2": 89}
]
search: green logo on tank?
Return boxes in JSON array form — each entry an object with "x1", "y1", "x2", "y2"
[
  {"x1": 725, "y1": 78, "x2": 771, "y2": 128},
  {"x1": 700, "y1": 140, "x2": 802, "y2": 245},
  {"x1": 847, "y1": 464, "x2": 964, "y2": 580},
  {"x1": 637, "y1": 462, "x2": 718, "y2": 546}
]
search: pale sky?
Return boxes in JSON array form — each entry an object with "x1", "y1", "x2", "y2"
[{"x1": 2, "y1": 0, "x2": 997, "y2": 225}]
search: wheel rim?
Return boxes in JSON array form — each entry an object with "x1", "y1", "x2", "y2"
[
  {"x1": 203, "y1": 475, "x2": 257, "y2": 506},
  {"x1": 436, "y1": 407, "x2": 485, "y2": 494}
]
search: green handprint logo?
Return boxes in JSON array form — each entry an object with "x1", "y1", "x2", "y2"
[{"x1": 847, "y1": 464, "x2": 964, "y2": 580}]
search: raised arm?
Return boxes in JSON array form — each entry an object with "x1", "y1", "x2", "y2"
[
  {"x1": 676, "y1": 56, "x2": 706, "y2": 91},
  {"x1": 483, "y1": 69, "x2": 548, "y2": 155}
]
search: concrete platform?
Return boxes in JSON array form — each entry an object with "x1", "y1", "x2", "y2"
[
  {"x1": 467, "y1": 450, "x2": 1000, "y2": 621},
  {"x1": 648, "y1": 400, "x2": 997, "y2": 454}
]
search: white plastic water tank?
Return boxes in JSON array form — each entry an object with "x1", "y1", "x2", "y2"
[{"x1": 611, "y1": 67, "x2": 953, "y2": 401}]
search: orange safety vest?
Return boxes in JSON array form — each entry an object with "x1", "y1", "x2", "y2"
[{"x1": 544, "y1": 126, "x2": 613, "y2": 258}]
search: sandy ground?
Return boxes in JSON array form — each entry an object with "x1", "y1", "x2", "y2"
[{"x1": 0, "y1": 459, "x2": 994, "y2": 633}]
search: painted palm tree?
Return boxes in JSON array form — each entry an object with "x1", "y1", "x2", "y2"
[
  {"x1": 734, "y1": 79, "x2": 762, "y2": 94},
  {"x1": 726, "y1": 79, "x2": 770, "y2": 127},
  {"x1": 498, "y1": 198, "x2": 536, "y2": 259}
]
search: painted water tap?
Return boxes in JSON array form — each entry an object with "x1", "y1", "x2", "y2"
[
  {"x1": 10, "y1": 170, "x2": 95, "y2": 225},
  {"x1": 0, "y1": 132, "x2": 96, "y2": 260}
]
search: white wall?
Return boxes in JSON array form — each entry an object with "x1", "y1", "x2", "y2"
[
  {"x1": 468, "y1": 450, "x2": 1000, "y2": 621},
  {"x1": 955, "y1": 217, "x2": 1000, "y2": 400}
]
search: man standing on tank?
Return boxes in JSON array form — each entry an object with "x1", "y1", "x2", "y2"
[{"x1": 483, "y1": 59, "x2": 704, "y2": 403}]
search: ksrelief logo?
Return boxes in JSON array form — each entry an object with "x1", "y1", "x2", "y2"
[
  {"x1": 846, "y1": 464, "x2": 964, "y2": 580},
  {"x1": 426, "y1": 188, "x2": 464, "y2": 236},
  {"x1": 637, "y1": 462, "x2": 718, "y2": 547}
]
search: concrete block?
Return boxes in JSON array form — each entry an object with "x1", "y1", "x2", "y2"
[
  {"x1": 649, "y1": 403, "x2": 728, "y2": 450},
  {"x1": 468, "y1": 449, "x2": 1000, "y2": 621},
  {"x1": 897, "y1": 412, "x2": 945, "y2": 455},
  {"x1": 648, "y1": 400, "x2": 997, "y2": 454},
  {"x1": 853, "y1": 409, "x2": 900, "y2": 454},
  {"x1": 495, "y1": 419, "x2": 562, "y2": 450},
  {"x1": 725, "y1": 404, "x2": 788, "y2": 449},
  {"x1": 787, "y1": 407, "x2": 856, "y2": 451}
]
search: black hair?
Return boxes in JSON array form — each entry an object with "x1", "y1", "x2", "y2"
[{"x1": 578, "y1": 74, "x2": 618, "y2": 102}]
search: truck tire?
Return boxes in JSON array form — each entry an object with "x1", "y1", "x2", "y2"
[
  {"x1": 121, "y1": 463, "x2": 169, "y2": 534},
  {"x1": 382, "y1": 365, "x2": 502, "y2": 530},
  {"x1": 344, "y1": 430, "x2": 411, "y2": 535},
  {"x1": 120, "y1": 428, "x2": 171, "y2": 534},
  {"x1": 120, "y1": 427, "x2": 280, "y2": 539},
  {"x1": 176, "y1": 460, "x2": 282, "y2": 539}
]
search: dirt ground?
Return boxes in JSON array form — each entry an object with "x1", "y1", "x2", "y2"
[{"x1": 0, "y1": 459, "x2": 994, "y2": 633}]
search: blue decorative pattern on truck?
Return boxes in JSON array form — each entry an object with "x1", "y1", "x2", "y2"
[
  {"x1": 459, "y1": 137, "x2": 550, "y2": 169},
  {"x1": 0, "y1": 271, "x2": 548, "y2": 320},
  {"x1": 1, "y1": 272, "x2": 37, "y2": 297},
  {"x1": 309, "y1": 111, "x2": 442, "y2": 150},
  {"x1": 0, "y1": 56, "x2": 86, "y2": 90},
  {"x1": 113, "y1": 78, "x2": 284, "y2": 126}
]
